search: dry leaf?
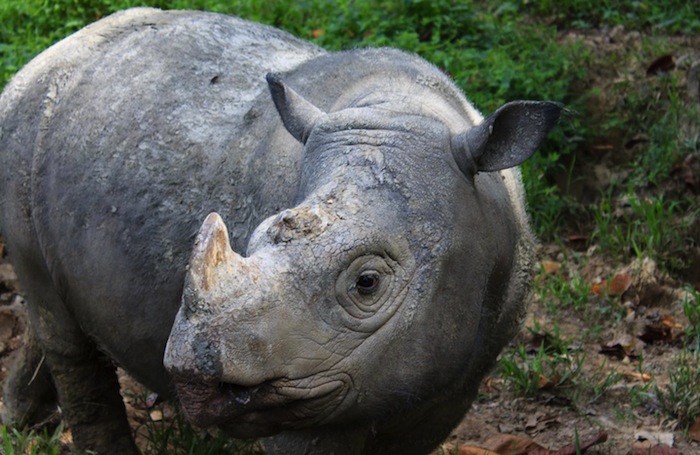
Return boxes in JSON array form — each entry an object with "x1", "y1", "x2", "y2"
[
  {"x1": 566, "y1": 234, "x2": 588, "y2": 242},
  {"x1": 149, "y1": 409, "x2": 163, "y2": 421},
  {"x1": 590, "y1": 281, "x2": 607, "y2": 296},
  {"x1": 541, "y1": 261, "x2": 561, "y2": 275},
  {"x1": 456, "y1": 446, "x2": 497, "y2": 455},
  {"x1": 623, "y1": 371, "x2": 652, "y2": 381},
  {"x1": 629, "y1": 443, "x2": 679, "y2": 455},
  {"x1": 639, "y1": 312, "x2": 683, "y2": 343},
  {"x1": 599, "y1": 333, "x2": 645, "y2": 359},
  {"x1": 536, "y1": 372, "x2": 562, "y2": 390},
  {"x1": 525, "y1": 412, "x2": 559, "y2": 435},
  {"x1": 598, "y1": 343, "x2": 626, "y2": 359},
  {"x1": 608, "y1": 271, "x2": 633, "y2": 295},
  {"x1": 591, "y1": 272, "x2": 632, "y2": 297},
  {"x1": 481, "y1": 433, "x2": 545, "y2": 454},
  {"x1": 311, "y1": 29, "x2": 325, "y2": 38},
  {"x1": 689, "y1": 417, "x2": 700, "y2": 442},
  {"x1": 646, "y1": 54, "x2": 676, "y2": 76},
  {"x1": 529, "y1": 430, "x2": 607, "y2": 455},
  {"x1": 59, "y1": 429, "x2": 73, "y2": 445},
  {"x1": 481, "y1": 376, "x2": 499, "y2": 394}
]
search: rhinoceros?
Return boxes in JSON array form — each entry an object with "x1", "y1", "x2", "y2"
[{"x1": 0, "y1": 7, "x2": 561, "y2": 454}]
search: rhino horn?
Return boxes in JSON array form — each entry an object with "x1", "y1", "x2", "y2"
[
  {"x1": 185, "y1": 212, "x2": 245, "y2": 315},
  {"x1": 451, "y1": 100, "x2": 563, "y2": 175},
  {"x1": 266, "y1": 73, "x2": 325, "y2": 144}
]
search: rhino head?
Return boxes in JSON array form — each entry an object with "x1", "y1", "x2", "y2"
[{"x1": 163, "y1": 74, "x2": 561, "y2": 439}]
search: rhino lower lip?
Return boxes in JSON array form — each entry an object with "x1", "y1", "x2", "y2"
[{"x1": 174, "y1": 376, "x2": 347, "y2": 436}]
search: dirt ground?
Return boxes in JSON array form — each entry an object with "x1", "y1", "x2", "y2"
[{"x1": 0, "y1": 25, "x2": 699, "y2": 455}]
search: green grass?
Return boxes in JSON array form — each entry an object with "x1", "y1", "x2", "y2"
[
  {"x1": 499, "y1": 325, "x2": 587, "y2": 398},
  {"x1": 655, "y1": 351, "x2": 700, "y2": 429},
  {"x1": 519, "y1": 0, "x2": 700, "y2": 33},
  {"x1": 682, "y1": 288, "x2": 700, "y2": 347},
  {"x1": 0, "y1": 413, "x2": 263, "y2": 455},
  {"x1": 140, "y1": 413, "x2": 262, "y2": 455},
  {"x1": 590, "y1": 192, "x2": 693, "y2": 267},
  {"x1": 1, "y1": 423, "x2": 65, "y2": 455}
]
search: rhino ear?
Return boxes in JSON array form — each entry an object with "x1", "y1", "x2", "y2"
[
  {"x1": 451, "y1": 101, "x2": 563, "y2": 175},
  {"x1": 266, "y1": 73, "x2": 325, "y2": 144}
]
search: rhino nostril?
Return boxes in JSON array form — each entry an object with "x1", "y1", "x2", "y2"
[{"x1": 219, "y1": 382, "x2": 258, "y2": 406}]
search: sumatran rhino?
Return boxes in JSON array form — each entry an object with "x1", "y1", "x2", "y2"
[{"x1": 0, "y1": 7, "x2": 561, "y2": 455}]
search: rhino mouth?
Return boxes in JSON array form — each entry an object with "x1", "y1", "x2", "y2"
[{"x1": 172, "y1": 375, "x2": 349, "y2": 438}]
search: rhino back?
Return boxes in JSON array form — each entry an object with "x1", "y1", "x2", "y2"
[{"x1": 0, "y1": 8, "x2": 323, "y2": 392}]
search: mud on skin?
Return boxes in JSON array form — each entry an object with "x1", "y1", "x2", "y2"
[{"x1": 0, "y1": 7, "x2": 561, "y2": 454}]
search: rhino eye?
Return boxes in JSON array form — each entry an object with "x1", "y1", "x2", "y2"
[{"x1": 356, "y1": 271, "x2": 380, "y2": 295}]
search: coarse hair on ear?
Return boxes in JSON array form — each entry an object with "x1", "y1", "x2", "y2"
[{"x1": 451, "y1": 100, "x2": 563, "y2": 176}]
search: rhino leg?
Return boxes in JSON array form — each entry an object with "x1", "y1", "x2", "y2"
[
  {"x1": 2, "y1": 324, "x2": 58, "y2": 429},
  {"x1": 47, "y1": 341, "x2": 137, "y2": 454},
  {"x1": 7, "y1": 257, "x2": 137, "y2": 454}
]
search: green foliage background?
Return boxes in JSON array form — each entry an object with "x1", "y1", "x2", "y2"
[{"x1": 2, "y1": 0, "x2": 698, "y2": 243}]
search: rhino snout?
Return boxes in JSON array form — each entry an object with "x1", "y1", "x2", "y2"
[{"x1": 165, "y1": 209, "x2": 365, "y2": 435}]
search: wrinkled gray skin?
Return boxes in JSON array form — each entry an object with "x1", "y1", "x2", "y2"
[{"x1": 0, "y1": 8, "x2": 561, "y2": 455}]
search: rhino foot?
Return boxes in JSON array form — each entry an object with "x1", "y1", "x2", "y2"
[
  {"x1": 47, "y1": 347, "x2": 139, "y2": 455},
  {"x1": 2, "y1": 327, "x2": 59, "y2": 429}
]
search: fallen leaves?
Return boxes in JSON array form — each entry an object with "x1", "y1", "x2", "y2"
[
  {"x1": 630, "y1": 431, "x2": 678, "y2": 455},
  {"x1": 629, "y1": 444, "x2": 679, "y2": 455},
  {"x1": 638, "y1": 311, "x2": 684, "y2": 343},
  {"x1": 540, "y1": 260, "x2": 561, "y2": 276},
  {"x1": 524, "y1": 412, "x2": 559, "y2": 435},
  {"x1": 622, "y1": 370, "x2": 652, "y2": 382},
  {"x1": 646, "y1": 54, "x2": 676, "y2": 76},
  {"x1": 455, "y1": 433, "x2": 541, "y2": 455},
  {"x1": 599, "y1": 310, "x2": 686, "y2": 363},
  {"x1": 590, "y1": 271, "x2": 633, "y2": 296},
  {"x1": 599, "y1": 333, "x2": 645, "y2": 359},
  {"x1": 449, "y1": 431, "x2": 608, "y2": 455},
  {"x1": 149, "y1": 409, "x2": 163, "y2": 422},
  {"x1": 609, "y1": 271, "x2": 633, "y2": 295},
  {"x1": 689, "y1": 418, "x2": 700, "y2": 442}
]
